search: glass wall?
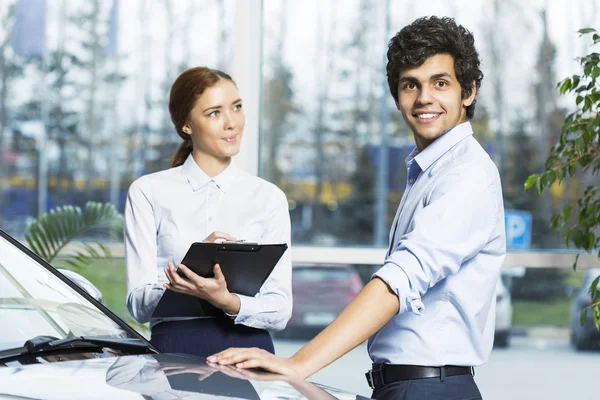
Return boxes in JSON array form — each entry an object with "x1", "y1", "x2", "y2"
[
  {"x1": 0, "y1": 0, "x2": 235, "y2": 237},
  {"x1": 0, "y1": 1, "x2": 599, "y2": 397},
  {"x1": 260, "y1": 0, "x2": 600, "y2": 250}
]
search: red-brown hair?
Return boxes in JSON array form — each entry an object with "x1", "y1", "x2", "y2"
[{"x1": 169, "y1": 67, "x2": 235, "y2": 167}]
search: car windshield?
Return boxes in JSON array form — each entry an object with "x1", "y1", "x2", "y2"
[{"x1": 0, "y1": 234, "x2": 130, "y2": 352}]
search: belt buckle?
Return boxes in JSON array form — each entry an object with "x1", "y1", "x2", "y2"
[
  {"x1": 365, "y1": 367, "x2": 384, "y2": 389},
  {"x1": 366, "y1": 369, "x2": 374, "y2": 389}
]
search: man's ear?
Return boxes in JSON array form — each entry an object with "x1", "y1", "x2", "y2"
[{"x1": 463, "y1": 81, "x2": 477, "y2": 107}]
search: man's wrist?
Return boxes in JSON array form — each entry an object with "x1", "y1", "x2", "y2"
[{"x1": 289, "y1": 354, "x2": 314, "y2": 380}]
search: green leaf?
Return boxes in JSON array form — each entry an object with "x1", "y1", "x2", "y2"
[
  {"x1": 564, "y1": 229, "x2": 571, "y2": 247},
  {"x1": 578, "y1": 28, "x2": 596, "y2": 35},
  {"x1": 575, "y1": 137, "x2": 585, "y2": 152},
  {"x1": 524, "y1": 175, "x2": 537, "y2": 191},
  {"x1": 535, "y1": 176, "x2": 543, "y2": 194},
  {"x1": 564, "y1": 205, "x2": 572, "y2": 221},
  {"x1": 584, "y1": 63, "x2": 594, "y2": 79},
  {"x1": 581, "y1": 308, "x2": 588, "y2": 326},
  {"x1": 559, "y1": 79, "x2": 572, "y2": 95},
  {"x1": 24, "y1": 202, "x2": 123, "y2": 267},
  {"x1": 589, "y1": 276, "x2": 600, "y2": 295},
  {"x1": 587, "y1": 232, "x2": 596, "y2": 251}
]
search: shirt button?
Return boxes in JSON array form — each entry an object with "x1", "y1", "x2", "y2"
[
  {"x1": 409, "y1": 179, "x2": 414, "y2": 184},
  {"x1": 208, "y1": 217, "x2": 213, "y2": 222}
]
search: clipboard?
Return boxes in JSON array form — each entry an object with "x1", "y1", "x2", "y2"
[{"x1": 152, "y1": 242, "x2": 287, "y2": 319}]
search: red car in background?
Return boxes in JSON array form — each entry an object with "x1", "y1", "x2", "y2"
[{"x1": 282, "y1": 264, "x2": 364, "y2": 338}]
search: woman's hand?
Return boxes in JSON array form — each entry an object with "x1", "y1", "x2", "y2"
[
  {"x1": 164, "y1": 262, "x2": 241, "y2": 315},
  {"x1": 154, "y1": 362, "x2": 216, "y2": 381},
  {"x1": 207, "y1": 348, "x2": 304, "y2": 380},
  {"x1": 203, "y1": 231, "x2": 236, "y2": 243}
]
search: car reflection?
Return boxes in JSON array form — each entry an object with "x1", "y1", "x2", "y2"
[{"x1": 107, "y1": 354, "x2": 353, "y2": 400}]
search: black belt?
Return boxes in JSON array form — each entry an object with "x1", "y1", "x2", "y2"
[{"x1": 365, "y1": 364, "x2": 474, "y2": 389}]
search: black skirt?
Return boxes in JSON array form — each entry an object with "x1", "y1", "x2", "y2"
[{"x1": 150, "y1": 317, "x2": 275, "y2": 357}]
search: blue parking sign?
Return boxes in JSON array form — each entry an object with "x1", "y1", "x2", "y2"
[{"x1": 504, "y1": 209, "x2": 532, "y2": 250}]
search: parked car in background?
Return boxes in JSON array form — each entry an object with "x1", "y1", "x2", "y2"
[
  {"x1": 284, "y1": 264, "x2": 364, "y2": 338},
  {"x1": 285, "y1": 262, "x2": 513, "y2": 347},
  {"x1": 570, "y1": 268, "x2": 600, "y2": 350},
  {"x1": 494, "y1": 278, "x2": 513, "y2": 348},
  {"x1": 0, "y1": 228, "x2": 365, "y2": 399}
]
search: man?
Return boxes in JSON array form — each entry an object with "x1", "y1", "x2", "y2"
[{"x1": 209, "y1": 16, "x2": 506, "y2": 400}]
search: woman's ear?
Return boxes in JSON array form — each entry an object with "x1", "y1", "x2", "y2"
[{"x1": 182, "y1": 124, "x2": 192, "y2": 135}]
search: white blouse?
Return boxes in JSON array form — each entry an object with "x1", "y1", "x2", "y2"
[{"x1": 124, "y1": 154, "x2": 292, "y2": 331}]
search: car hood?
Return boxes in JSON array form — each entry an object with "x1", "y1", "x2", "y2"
[{"x1": 0, "y1": 353, "x2": 362, "y2": 399}]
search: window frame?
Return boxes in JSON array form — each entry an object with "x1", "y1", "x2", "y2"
[{"x1": 229, "y1": 1, "x2": 600, "y2": 271}]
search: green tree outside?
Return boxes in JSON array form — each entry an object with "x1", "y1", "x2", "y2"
[{"x1": 525, "y1": 28, "x2": 600, "y2": 329}]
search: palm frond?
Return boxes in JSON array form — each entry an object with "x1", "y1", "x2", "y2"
[{"x1": 24, "y1": 201, "x2": 123, "y2": 270}]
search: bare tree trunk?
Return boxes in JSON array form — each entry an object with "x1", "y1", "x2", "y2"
[
  {"x1": 217, "y1": 0, "x2": 228, "y2": 70},
  {"x1": 310, "y1": 0, "x2": 338, "y2": 239},
  {"x1": 53, "y1": 0, "x2": 68, "y2": 205},
  {"x1": 535, "y1": 9, "x2": 557, "y2": 228},
  {"x1": 350, "y1": 0, "x2": 373, "y2": 151},
  {"x1": 488, "y1": 0, "x2": 505, "y2": 168},
  {"x1": 0, "y1": 41, "x2": 9, "y2": 166},
  {"x1": 85, "y1": 0, "x2": 101, "y2": 189},
  {"x1": 0, "y1": 43, "x2": 9, "y2": 176},
  {"x1": 163, "y1": 0, "x2": 174, "y2": 78},
  {"x1": 136, "y1": 0, "x2": 151, "y2": 174},
  {"x1": 0, "y1": 4, "x2": 17, "y2": 216},
  {"x1": 180, "y1": 0, "x2": 196, "y2": 67},
  {"x1": 264, "y1": 0, "x2": 289, "y2": 183},
  {"x1": 159, "y1": 0, "x2": 176, "y2": 165}
]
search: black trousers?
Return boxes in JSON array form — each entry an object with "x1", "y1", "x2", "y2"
[
  {"x1": 150, "y1": 317, "x2": 274, "y2": 358},
  {"x1": 372, "y1": 374, "x2": 482, "y2": 400}
]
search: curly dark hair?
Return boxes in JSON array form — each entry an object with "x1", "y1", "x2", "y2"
[{"x1": 386, "y1": 16, "x2": 483, "y2": 119}]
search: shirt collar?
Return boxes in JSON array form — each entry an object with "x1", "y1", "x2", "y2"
[
  {"x1": 181, "y1": 154, "x2": 240, "y2": 193},
  {"x1": 411, "y1": 121, "x2": 474, "y2": 172}
]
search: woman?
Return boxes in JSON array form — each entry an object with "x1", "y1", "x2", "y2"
[{"x1": 124, "y1": 67, "x2": 292, "y2": 357}]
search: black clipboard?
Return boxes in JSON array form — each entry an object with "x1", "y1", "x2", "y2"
[{"x1": 152, "y1": 242, "x2": 287, "y2": 319}]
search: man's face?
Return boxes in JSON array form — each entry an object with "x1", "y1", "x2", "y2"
[{"x1": 396, "y1": 53, "x2": 475, "y2": 150}]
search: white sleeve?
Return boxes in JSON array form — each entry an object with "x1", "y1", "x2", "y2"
[
  {"x1": 232, "y1": 187, "x2": 293, "y2": 331},
  {"x1": 124, "y1": 179, "x2": 165, "y2": 323}
]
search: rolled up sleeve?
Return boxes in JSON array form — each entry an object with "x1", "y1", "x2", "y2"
[{"x1": 374, "y1": 168, "x2": 498, "y2": 315}]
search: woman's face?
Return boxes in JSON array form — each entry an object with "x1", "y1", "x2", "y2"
[{"x1": 183, "y1": 80, "x2": 245, "y2": 161}]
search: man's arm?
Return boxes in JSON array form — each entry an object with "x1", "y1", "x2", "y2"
[{"x1": 208, "y1": 277, "x2": 399, "y2": 379}]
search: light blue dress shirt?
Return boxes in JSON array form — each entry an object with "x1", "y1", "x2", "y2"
[
  {"x1": 369, "y1": 122, "x2": 506, "y2": 367},
  {"x1": 124, "y1": 155, "x2": 292, "y2": 331}
]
